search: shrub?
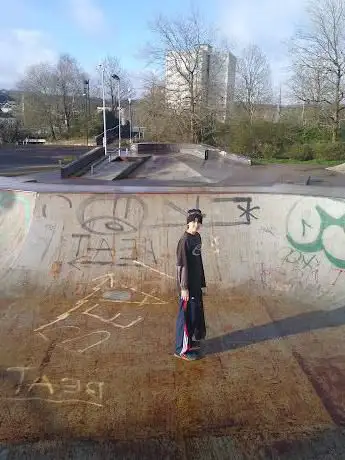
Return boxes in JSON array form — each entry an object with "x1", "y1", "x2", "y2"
[
  {"x1": 283, "y1": 142, "x2": 345, "y2": 161},
  {"x1": 285, "y1": 144, "x2": 315, "y2": 161},
  {"x1": 293, "y1": 126, "x2": 332, "y2": 144},
  {"x1": 215, "y1": 119, "x2": 345, "y2": 161},
  {"x1": 222, "y1": 120, "x2": 311, "y2": 159},
  {"x1": 262, "y1": 143, "x2": 281, "y2": 159},
  {"x1": 311, "y1": 142, "x2": 345, "y2": 161}
]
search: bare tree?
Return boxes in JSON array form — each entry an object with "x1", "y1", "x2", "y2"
[
  {"x1": 137, "y1": 77, "x2": 170, "y2": 141},
  {"x1": 55, "y1": 54, "x2": 86, "y2": 133},
  {"x1": 95, "y1": 56, "x2": 133, "y2": 112},
  {"x1": 235, "y1": 45, "x2": 272, "y2": 124},
  {"x1": 146, "y1": 9, "x2": 232, "y2": 142},
  {"x1": 289, "y1": 0, "x2": 345, "y2": 141},
  {"x1": 17, "y1": 63, "x2": 59, "y2": 139},
  {"x1": 135, "y1": 73, "x2": 188, "y2": 142},
  {"x1": 289, "y1": 64, "x2": 331, "y2": 125},
  {"x1": 17, "y1": 55, "x2": 87, "y2": 139}
]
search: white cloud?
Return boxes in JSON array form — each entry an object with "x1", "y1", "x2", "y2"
[
  {"x1": 68, "y1": 0, "x2": 107, "y2": 33},
  {"x1": 0, "y1": 29, "x2": 57, "y2": 88},
  {"x1": 218, "y1": 0, "x2": 307, "y2": 91}
]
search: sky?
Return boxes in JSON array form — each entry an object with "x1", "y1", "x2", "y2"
[{"x1": 0, "y1": 0, "x2": 307, "y2": 97}]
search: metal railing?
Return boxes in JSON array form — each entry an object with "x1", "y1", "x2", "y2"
[
  {"x1": 90, "y1": 154, "x2": 111, "y2": 176},
  {"x1": 95, "y1": 125, "x2": 120, "y2": 146}
]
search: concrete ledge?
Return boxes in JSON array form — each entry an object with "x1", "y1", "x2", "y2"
[
  {"x1": 131, "y1": 143, "x2": 180, "y2": 155},
  {"x1": 2, "y1": 176, "x2": 345, "y2": 198},
  {"x1": 61, "y1": 146, "x2": 104, "y2": 178},
  {"x1": 113, "y1": 156, "x2": 151, "y2": 180}
]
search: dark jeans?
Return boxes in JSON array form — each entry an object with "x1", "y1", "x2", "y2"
[{"x1": 175, "y1": 292, "x2": 206, "y2": 355}]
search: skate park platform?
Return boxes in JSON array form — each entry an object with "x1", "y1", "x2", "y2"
[{"x1": 1, "y1": 178, "x2": 345, "y2": 458}]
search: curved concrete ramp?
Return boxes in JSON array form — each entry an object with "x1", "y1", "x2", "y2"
[
  {"x1": 0, "y1": 191, "x2": 36, "y2": 277},
  {"x1": 1, "y1": 184, "x2": 345, "y2": 458}
]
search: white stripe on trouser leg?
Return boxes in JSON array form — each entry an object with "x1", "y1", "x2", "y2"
[{"x1": 181, "y1": 325, "x2": 189, "y2": 354}]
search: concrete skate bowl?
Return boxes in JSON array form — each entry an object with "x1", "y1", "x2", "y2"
[{"x1": 2, "y1": 184, "x2": 345, "y2": 458}]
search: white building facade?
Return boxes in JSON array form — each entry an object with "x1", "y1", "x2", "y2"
[{"x1": 165, "y1": 45, "x2": 237, "y2": 120}]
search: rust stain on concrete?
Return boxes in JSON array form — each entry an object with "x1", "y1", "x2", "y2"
[{"x1": 50, "y1": 261, "x2": 62, "y2": 278}]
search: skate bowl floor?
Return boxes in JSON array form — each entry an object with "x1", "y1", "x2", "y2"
[{"x1": 1, "y1": 181, "x2": 345, "y2": 458}]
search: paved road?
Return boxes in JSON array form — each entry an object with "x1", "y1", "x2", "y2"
[{"x1": 0, "y1": 145, "x2": 90, "y2": 172}]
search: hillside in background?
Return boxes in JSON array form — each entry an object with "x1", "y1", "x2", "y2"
[{"x1": 0, "y1": 90, "x2": 15, "y2": 104}]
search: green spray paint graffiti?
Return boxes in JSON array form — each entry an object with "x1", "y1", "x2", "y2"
[
  {"x1": 0, "y1": 192, "x2": 32, "y2": 230},
  {"x1": 286, "y1": 199, "x2": 345, "y2": 269}
]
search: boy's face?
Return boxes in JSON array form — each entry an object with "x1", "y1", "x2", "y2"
[{"x1": 188, "y1": 219, "x2": 201, "y2": 234}]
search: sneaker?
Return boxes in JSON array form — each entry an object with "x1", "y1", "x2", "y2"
[
  {"x1": 174, "y1": 351, "x2": 200, "y2": 361},
  {"x1": 190, "y1": 340, "x2": 201, "y2": 350}
]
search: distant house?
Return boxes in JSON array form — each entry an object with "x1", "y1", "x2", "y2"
[
  {"x1": 1, "y1": 102, "x2": 15, "y2": 114},
  {"x1": 0, "y1": 90, "x2": 17, "y2": 115}
]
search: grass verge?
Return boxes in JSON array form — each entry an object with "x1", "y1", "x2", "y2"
[{"x1": 252, "y1": 158, "x2": 344, "y2": 166}]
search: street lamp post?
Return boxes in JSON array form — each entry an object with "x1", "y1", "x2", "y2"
[
  {"x1": 83, "y1": 79, "x2": 90, "y2": 147},
  {"x1": 112, "y1": 74, "x2": 121, "y2": 156},
  {"x1": 128, "y1": 89, "x2": 132, "y2": 145},
  {"x1": 99, "y1": 65, "x2": 107, "y2": 156}
]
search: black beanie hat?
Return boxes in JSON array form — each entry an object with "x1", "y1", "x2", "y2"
[{"x1": 187, "y1": 209, "x2": 203, "y2": 224}]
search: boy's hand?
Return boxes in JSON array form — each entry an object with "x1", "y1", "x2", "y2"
[
  {"x1": 202, "y1": 287, "x2": 207, "y2": 296},
  {"x1": 181, "y1": 289, "x2": 189, "y2": 301}
]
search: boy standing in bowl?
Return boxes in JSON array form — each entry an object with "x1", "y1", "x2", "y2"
[{"x1": 174, "y1": 209, "x2": 206, "y2": 361}]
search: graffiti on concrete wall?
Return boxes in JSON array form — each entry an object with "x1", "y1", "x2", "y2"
[
  {"x1": 281, "y1": 247, "x2": 321, "y2": 271},
  {"x1": 286, "y1": 198, "x2": 345, "y2": 269},
  {"x1": 42, "y1": 195, "x2": 72, "y2": 219},
  {"x1": 0, "y1": 192, "x2": 34, "y2": 273},
  {"x1": 68, "y1": 234, "x2": 157, "y2": 270},
  {"x1": 279, "y1": 247, "x2": 321, "y2": 286},
  {"x1": 76, "y1": 195, "x2": 147, "y2": 235},
  {"x1": 36, "y1": 192, "x2": 263, "y2": 279},
  {"x1": 40, "y1": 194, "x2": 157, "y2": 270},
  {"x1": 41, "y1": 193, "x2": 261, "y2": 233},
  {"x1": 38, "y1": 193, "x2": 262, "y2": 273},
  {"x1": 0, "y1": 191, "x2": 32, "y2": 231},
  {"x1": 212, "y1": 197, "x2": 260, "y2": 226},
  {"x1": 151, "y1": 196, "x2": 260, "y2": 228}
]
